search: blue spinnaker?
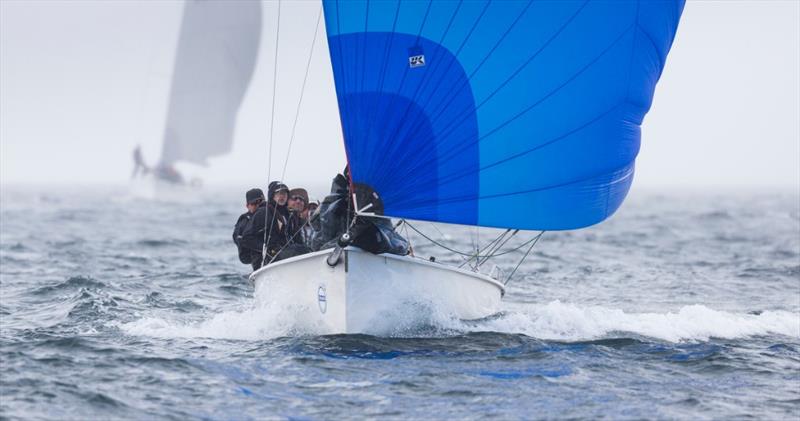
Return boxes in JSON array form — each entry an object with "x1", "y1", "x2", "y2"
[{"x1": 323, "y1": 0, "x2": 684, "y2": 230}]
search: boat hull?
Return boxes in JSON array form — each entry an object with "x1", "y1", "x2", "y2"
[
  {"x1": 249, "y1": 248, "x2": 504, "y2": 335},
  {"x1": 128, "y1": 175, "x2": 201, "y2": 202}
]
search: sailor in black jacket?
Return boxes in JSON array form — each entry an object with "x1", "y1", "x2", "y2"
[
  {"x1": 241, "y1": 181, "x2": 314, "y2": 270},
  {"x1": 240, "y1": 182, "x2": 291, "y2": 270},
  {"x1": 233, "y1": 188, "x2": 264, "y2": 267}
]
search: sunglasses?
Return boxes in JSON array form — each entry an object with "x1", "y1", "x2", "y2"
[{"x1": 291, "y1": 196, "x2": 306, "y2": 202}]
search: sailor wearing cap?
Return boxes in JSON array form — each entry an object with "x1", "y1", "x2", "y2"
[
  {"x1": 288, "y1": 188, "x2": 309, "y2": 213},
  {"x1": 233, "y1": 188, "x2": 264, "y2": 267},
  {"x1": 288, "y1": 187, "x2": 312, "y2": 246},
  {"x1": 240, "y1": 181, "x2": 312, "y2": 270}
]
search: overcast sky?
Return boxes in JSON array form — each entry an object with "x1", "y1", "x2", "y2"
[{"x1": 1, "y1": 0, "x2": 798, "y2": 191}]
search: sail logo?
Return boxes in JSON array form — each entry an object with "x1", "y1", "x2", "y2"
[
  {"x1": 317, "y1": 285, "x2": 327, "y2": 314},
  {"x1": 408, "y1": 46, "x2": 426, "y2": 68}
]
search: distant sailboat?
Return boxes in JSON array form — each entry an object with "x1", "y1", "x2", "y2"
[
  {"x1": 135, "y1": 0, "x2": 262, "y2": 190},
  {"x1": 251, "y1": 0, "x2": 686, "y2": 334}
]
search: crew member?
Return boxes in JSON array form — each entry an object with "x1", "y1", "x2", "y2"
[
  {"x1": 233, "y1": 188, "x2": 264, "y2": 268},
  {"x1": 241, "y1": 182, "x2": 311, "y2": 269},
  {"x1": 131, "y1": 145, "x2": 149, "y2": 178},
  {"x1": 311, "y1": 168, "x2": 409, "y2": 255},
  {"x1": 288, "y1": 188, "x2": 310, "y2": 245}
]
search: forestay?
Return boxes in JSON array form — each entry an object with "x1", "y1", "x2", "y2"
[
  {"x1": 323, "y1": 0, "x2": 684, "y2": 230},
  {"x1": 159, "y1": 0, "x2": 262, "y2": 166}
]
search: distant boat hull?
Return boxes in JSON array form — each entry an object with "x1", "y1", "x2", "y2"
[
  {"x1": 249, "y1": 247, "x2": 505, "y2": 335},
  {"x1": 128, "y1": 174, "x2": 201, "y2": 202}
]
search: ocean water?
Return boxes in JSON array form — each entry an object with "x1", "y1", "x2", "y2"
[{"x1": 1, "y1": 186, "x2": 798, "y2": 420}]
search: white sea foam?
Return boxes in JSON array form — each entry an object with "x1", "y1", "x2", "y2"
[
  {"x1": 120, "y1": 302, "x2": 322, "y2": 340},
  {"x1": 457, "y1": 301, "x2": 800, "y2": 342},
  {"x1": 120, "y1": 300, "x2": 800, "y2": 343}
]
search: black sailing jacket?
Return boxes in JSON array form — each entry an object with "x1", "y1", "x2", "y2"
[
  {"x1": 233, "y1": 211, "x2": 254, "y2": 264},
  {"x1": 240, "y1": 201, "x2": 291, "y2": 257}
]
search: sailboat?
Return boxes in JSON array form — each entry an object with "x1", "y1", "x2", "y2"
[
  {"x1": 132, "y1": 0, "x2": 262, "y2": 197},
  {"x1": 250, "y1": 0, "x2": 686, "y2": 334}
]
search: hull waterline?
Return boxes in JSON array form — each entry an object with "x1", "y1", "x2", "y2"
[{"x1": 249, "y1": 248, "x2": 505, "y2": 335}]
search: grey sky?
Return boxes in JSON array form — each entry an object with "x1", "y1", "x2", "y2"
[{"x1": 1, "y1": 0, "x2": 798, "y2": 190}]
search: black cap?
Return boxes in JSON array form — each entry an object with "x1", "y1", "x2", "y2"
[
  {"x1": 246, "y1": 188, "x2": 264, "y2": 204},
  {"x1": 272, "y1": 182, "x2": 289, "y2": 193}
]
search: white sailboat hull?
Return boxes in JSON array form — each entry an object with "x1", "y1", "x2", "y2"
[
  {"x1": 128, "y1": 175, "x2": 202, "y2": 202},
  {"x1": 249, "y1": 248, "x2": 505, "y2": 335}
]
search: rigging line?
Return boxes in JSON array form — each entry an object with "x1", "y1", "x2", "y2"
[
  {"x1": 426, "y1": 220, "x2": 442, "y2": 236},
  {"x1": 423, "y1": 220, "x2": 473, "y2": 265},
  {"x1": 461, "y1": 232, "x2": 542, "y2": 259},
  {"x1": 470, "y1": 226, "x2": 488, "y2": 271},
  {"x1": 403, "y1": 220, "x2": 413, "y2": 256},
  {"x1": 392, "y1": 23, "x2": 633, "y2": 190},
  {"x1": 475, "y1": 225, "x2": 480, "y2": 270},
  {"x1": 387, "y1": 0, "x2": 592, "y2": 183},
  {"x1": 470, "y1": 229, "x2": 512, "y2": 268},
  {"x1": 478, "y1": 229, "x2": 519, "y2": 267},
  {"x1": 365, "y1": 0, "x2": 434, "y2": 179},
  {"x1": 432, "y1": 222, "x2": 473, "y2": 263},
  {"x1": 266, "y1": 218, "x2": 310, "y2": 265},
  {"x1": 468, "y1": 228, "x2": 478, "y2": 269},
  {"x1": 504, "y1": 231, "x2": 544, "y2": 286},
  {"x1": 478, "y1": 228, "x2": 508, "y2": 261},
  {"x1": 279, "y1": 4, "x2": 323, "y2": 182},
  {"x1": 402, "y1": 219, "x2": 455, "y2": 256},
  {"x1": 404, "y1": 220, "x2": 532, "y2": 259},
  {"x1": 404, "y1": 221, "x2": 479, "y2": 257},
  {"x1": 470, "y1": 224, "x2": 476, "y2": 259},
  {"x1": 458, "y1": 228, "x2": 510, "y2": 269},
  {"x1": 263, "y1": 0, "x2": 282, "y2": 262},
  {"x1": 484, "y1": 234, "x2": 541, "y2": 258}
]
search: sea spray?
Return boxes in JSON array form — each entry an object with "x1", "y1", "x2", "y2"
[
  {"x1": 4, "y1": 187, "x2": 798, "y2": 419},
  {"x1": 121, "y1": 302, "x2": 316, "y2": 340},
  {"x1": 121, "y1": 300, "x2": 800, "y2": 343},
  {"x1": 462, "y1": 301, "x2": 800, "y2": 342}
]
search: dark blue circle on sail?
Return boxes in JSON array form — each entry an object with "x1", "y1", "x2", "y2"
[{"x1": 323, "y1": 0, "x2": 684, "y2": 230}]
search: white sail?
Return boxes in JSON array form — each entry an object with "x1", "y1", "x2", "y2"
[{"x1": 159, "y1": 0, "x2": 261, "y2": 166}]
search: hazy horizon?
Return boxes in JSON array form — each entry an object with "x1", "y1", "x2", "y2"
[{"x1": 1, "y1": 0, "x2": 798, "y2": 190}]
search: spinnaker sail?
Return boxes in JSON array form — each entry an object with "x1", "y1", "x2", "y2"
[
  {"x1": 159, "y1": 0, "x2": 262, "y2": 167},
  {"x1": 323, "y1": 0, "x2": 684, "y2": 230}
]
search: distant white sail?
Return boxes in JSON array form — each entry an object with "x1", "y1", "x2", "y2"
[{"x1": 159, "y1": 0, "x2": 261, "y2": 166}]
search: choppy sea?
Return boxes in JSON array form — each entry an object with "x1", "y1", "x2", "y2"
[{"x1": 1, "y1": 185, "x2": 798, "y2": 420}]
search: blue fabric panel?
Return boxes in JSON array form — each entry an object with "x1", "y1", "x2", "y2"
[
  {"x1": 323, "y1": 0, "x2": 684, "y2": 230},
  {"x1": 327, "y1": 31, "x2": 480, "y2": 225}
]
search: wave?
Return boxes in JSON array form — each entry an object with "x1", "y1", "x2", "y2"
[
  {"x1": 119, "y1": 300, "x2": 800, "y2": 343},
  {"x1": 136, "y1": 239, "x2": 188, "y2": 248},
  {"x1": 120, "y1": 302, "x2": 301, "y2": 341},
  {"x1": 455, "y1": 301, "x2": 800, "y2": 342},
  {"x1": 31, "y1": 276, "x2": 107, "y2": 295}
]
